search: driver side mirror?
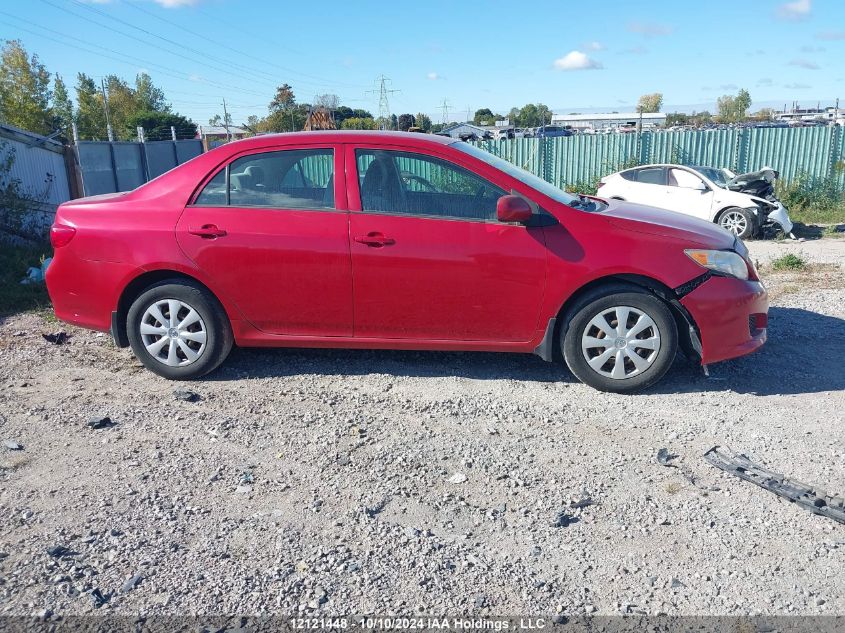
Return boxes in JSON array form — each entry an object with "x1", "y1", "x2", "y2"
[
  {"x1": 693, "y1": 181, "x2": 708, "y2": 192},
  {"x1": 497, "y1": 195, "x2": 533, "y2": 224}
]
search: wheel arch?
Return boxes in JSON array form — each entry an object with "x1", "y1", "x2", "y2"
[
  {"x1": 113, "y1": 269, "x2": 229, "y2": 348},
  {"x1": 549, "y1": 273, "x2": 701, "y2": 362}
]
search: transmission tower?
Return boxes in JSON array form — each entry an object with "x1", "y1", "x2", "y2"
[
  {"x1": 440, "y1": 98, "x2": 450, "y2": 125},
  {"x1": 366, "y1": 75, "x2": 400, "y2": 130}
]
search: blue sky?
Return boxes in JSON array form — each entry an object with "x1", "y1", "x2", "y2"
[{"x1": 1, "y1": 0, "x2": 843, "y2": 125}]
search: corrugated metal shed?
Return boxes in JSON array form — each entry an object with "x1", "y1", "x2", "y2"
[{"x1": 0, "y1": 123, "x2": 72, "y2": 234}]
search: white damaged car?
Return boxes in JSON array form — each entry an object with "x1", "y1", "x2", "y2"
[{"x1": 597, "y1": 164, "x2": 794, "y2": 239}]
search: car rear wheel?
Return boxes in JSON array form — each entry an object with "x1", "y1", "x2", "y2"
[
  {"x1": 718, "y1": 207, "x2": 755, "y2": 239},
  {"x1": 562, "y1": 286, "x2": 678, "y2": 393},
  {"x1": 127, "y1": 280, "x2": 233, "y2": 380}
]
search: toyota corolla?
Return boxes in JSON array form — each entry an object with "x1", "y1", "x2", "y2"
[{"x1": 46, "y1": 131, "x2": 767, "y2": 392}]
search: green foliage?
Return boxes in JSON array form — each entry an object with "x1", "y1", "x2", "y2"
[
  {"x1": 415, "y1": 112, "x2": 432, "y2": 132},
  {"x1": 0, "y1": 240, "x2": 52, "y2": 316},
  {"x1": 637, "y1": 93, "x2": 663, "y2": 113},
  {"x1": 0, "y1": 141, "x2": 48, "y2": 240},
  {"x1": 776, "y1": 172, "x2": 845, "y2": 225},
  {"x1": 397, "y1": 113, "x2": 415, "y2": 131},
  {"x1": 0, "y1": 39, "x2": 53, "y2": 135},
  {"x1": 127, "y1": 111, "x2": 197, "y2": 140},
  {"x1": 770, "y1": 253, "x2": 808, "y2": 271},
  {"x1": 513, "y1": 103, "x2": 551, "y2": 128},
  {"x1": 340, "y1": 117, "x2": 378, "y2": 130},
  {"x1": 564, "y1": 178, "x2": 599, "y2": 195},
  {"x1": 51, "y1": 74, "x2": 73, "y2": 142},
  {"x1": 74, "y1": 73, "x2": 106, "y2": 140},
  {"x1": 717, "y1": 89, "x2": 752, "y2": 123},
  {"x1": 134, "y1": 72, "x2": 169, "y2": 113}
]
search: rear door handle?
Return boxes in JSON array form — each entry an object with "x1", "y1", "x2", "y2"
[
  {"x1": 354, "y1": 232, "x2": 395, "y2": 247},
  {"x1": 189, "y1": 224, "x2": 227, "y2": 239}
]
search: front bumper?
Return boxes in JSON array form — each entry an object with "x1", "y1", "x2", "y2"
[
  {"x1": 760, "y1": 201, "x2": 793, "y2": 234},
  {"x1": 680, "y1": 275, "x2": 768, "y2": 365}
]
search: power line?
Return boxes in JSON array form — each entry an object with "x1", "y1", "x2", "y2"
[
  {"x1": 366, "y1": 75, "x2": 400, "y2": 130},
  {"x1": 125, "y1": 1, "x2": 370, "y2": 91}
]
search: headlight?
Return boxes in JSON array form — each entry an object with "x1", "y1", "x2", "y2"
[{"x1": 685, "y1": 249, "x2": 749, "y2": 280}]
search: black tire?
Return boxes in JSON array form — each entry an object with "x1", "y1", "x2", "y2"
[
  {"x1": 717, "y1": 207, "x2": 755, "y2": 239},
  {"x1": 561, "y1": 285, "x2": 678, "y2": 393},
  {"x1": 126, "y1": 279, "x2": 233, "y2": 380}
]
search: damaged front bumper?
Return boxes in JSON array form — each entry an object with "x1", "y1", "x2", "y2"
[{"x1": 765, "y1": 201, "x2": 794, "y2": 234}]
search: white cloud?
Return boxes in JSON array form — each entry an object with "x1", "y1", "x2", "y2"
[
  {"x1": 426, "y1": 72, "x2": 440, "y2": 80},
  {"x1": 777, "y1": 0, "x2": 811, "y2": 20},
  {"x1": 153, "y1": 0, "x2": 199, "y2": 7},
  {"x1": 627, "y1": 21, "x2": 673, "y2": 37},
  {"x1": 585, "y1": 41, "x2": 604, "y2": 51},
  {"x1": 789, "y1": 58, "x2": 820, "y2": 69},
  {"x1": 553, "y1": 51, "x2": 603, "y2": 71},
  {"x1": 784, "y1": 82, "x2": 811, "y2": 89},
  {"x1": 188, "y1": 73, "x2": 202, "y2": 82}
]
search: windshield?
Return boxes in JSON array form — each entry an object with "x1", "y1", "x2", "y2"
[
  {"x1": 691, "y1": 166, "x2": 730, "y2": 188},
  {"x1": 453, "y1": 142, "x2": 581, "y2": 207}
]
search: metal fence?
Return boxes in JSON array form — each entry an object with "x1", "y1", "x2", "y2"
[
  {"x1": 474, "y1": 125, "x2": 845, "y2": 190},
  {"x1": 75, "y1": 139, "x2": 203, "y2": 196},
  {"x1": 0, "y1": 123, "x2": 72, "y2": 236}
]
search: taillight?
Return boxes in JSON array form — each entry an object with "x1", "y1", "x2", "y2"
[{"x1": 50, "y1": 224, "x2": 76, "y2": 248}]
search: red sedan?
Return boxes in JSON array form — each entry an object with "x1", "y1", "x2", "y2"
[{"x1": 46, "y1": 131, "x2": 767, "y2": 392}]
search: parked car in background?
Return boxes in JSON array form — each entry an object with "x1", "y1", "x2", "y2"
[
  {"x1": 596, "y1": 164, "x2": 794, "y2": 239},
  {"x1": 534, "y1": 125, "x2": 573, "y2": 138},
  {"x1": 46, "y1": 132, "x2": 767, "y2": 393}
]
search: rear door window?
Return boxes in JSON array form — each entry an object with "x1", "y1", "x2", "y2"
[{"x1": 194, "y1": 148, "x2": 334, "y2": 209}]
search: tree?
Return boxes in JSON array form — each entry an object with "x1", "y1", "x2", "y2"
[
  {"x1": 664, "y1": 112, "x2": 689, "y2": 127},
  {"x1": 135, "y1": 72, "x2": 169, "y2": 113},
  {"x1": 340, "y1": 117, "x2": 378, "y2": 130},
  {"x1": 75, "y1": 73, "x2": 106, "y2": 140},
  {"x1": 51, "y1": 74, "x2": 73, "y2": 141},
  {"x1": 637, "y1": 92, "x2": 663, "y2": 113},
  {"x1": 754, "y1": 107, "x2": 776, "y2": 121},
  {"x1": 208, "y1": 112, "x2": 233, "y2": 127},
  {"x1": 514, "y1": 103, "x2": 551, "y2": 128},
  {"x1": 0, "y1": 40, "x2": 52, "y2": 135},
  {"x1": 269, "y1": 83, "x2": 296, "y2": 113},
  {"x1": 127, "y1": 111, "x2": 196, "y2": 140},
  {"x1": 717, "y1": 89, "x2": 751, "y2": 123},
  {"x1": 473, "y1": 108, "x2": 494, "y2": 125},
  {"x1": 397, "y1": 113, "x2": 415, "y2": 131},
  {"x1": 415, "y1": 112, "x2": 432, "y2": 132}
]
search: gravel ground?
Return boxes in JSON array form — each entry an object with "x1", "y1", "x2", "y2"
[{"x1": 1, "y1": 238, "x2": 844, "y2": 618}]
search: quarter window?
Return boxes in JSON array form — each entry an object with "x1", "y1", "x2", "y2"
[
  {"x1": 634, "y1": 167, "x2": 665, "y2": 185},
  {"x1": 356, "y1": 149, "x2": 506, "y2": 221},
  {"x1": 194, "y1": 148, "x2": 334, "y2": 209}
]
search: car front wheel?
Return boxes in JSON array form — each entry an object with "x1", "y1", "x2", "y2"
[
  {"x1": 718, "y1": 207, "x2": 755, "y2": 239},
  {"x1": 127, "y1": 280, "x2": 233, "y2": 380},
  {"x1": 562, "y1": 286, "x2": 678, "y2": 393}
]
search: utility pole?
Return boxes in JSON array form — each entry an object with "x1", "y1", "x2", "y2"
[
  {"x1": 222, "y1": 98, "x2": 231, "y2": 141},
  {"x1": 440, "y1": 99, "x2": 450, "y2": 125},
  {"x1": 100, "y1": 78, "x2": 114, "y2": 142},
  {"x1": 366, "y1": 75, "x2": 400, "y2": 130}
]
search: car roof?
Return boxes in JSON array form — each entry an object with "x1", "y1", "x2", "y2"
[{"x1": 214, "y1": 130, "x2": 459, "y2": 151}]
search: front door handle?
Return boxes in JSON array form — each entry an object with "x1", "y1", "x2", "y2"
[
  {"x1": 354, "y1": 232, "x2": 395, "y2": 247},
  {"x1": 189, "y1": 224, "x2": 227, "y2": 239}
]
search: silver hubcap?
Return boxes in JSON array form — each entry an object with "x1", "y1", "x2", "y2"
[
  {"x1": 720, "y1": 211, "x2": 747, "y2": 236},
  {"x1": 140, "y1": 299, "x2": 207, "y2": 367},
  {"x1": 581, "y1": 306, "x2": 661, "y2": 380}
]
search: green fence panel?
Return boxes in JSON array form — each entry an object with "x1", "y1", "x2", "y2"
[{"x1": 472, "y1": 126, "x2": 844, "y2": 190}]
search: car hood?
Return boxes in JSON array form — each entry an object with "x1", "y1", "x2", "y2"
[{"x1": 602, "y1": 200, "x2": 735, "y2": 249}]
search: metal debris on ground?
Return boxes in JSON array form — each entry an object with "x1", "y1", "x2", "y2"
[
  {"x1": 42, "y1": 332, "x2": 70, "y2": 345},
  {"x1": 656, "y1": 448, "x2": 678, "y2": 466},
  {"x1": 3, "y1": 439, "x2": 23, "y2": 451},
  {"x1": 46, "y1": 545, "x2": 77, "y2": 558},
  {"x1": 87, "y1": 416, "x2": 117, "y2": 430},
  {"x1": 173, "y1": 389, "x2": 200, "y2": 402},
  {"x1": 704, "y1": 446, "x2": 845, "y2": 525},
  {"x1": 90, "y1": 588, "x2": 111, "y2": 608}
]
